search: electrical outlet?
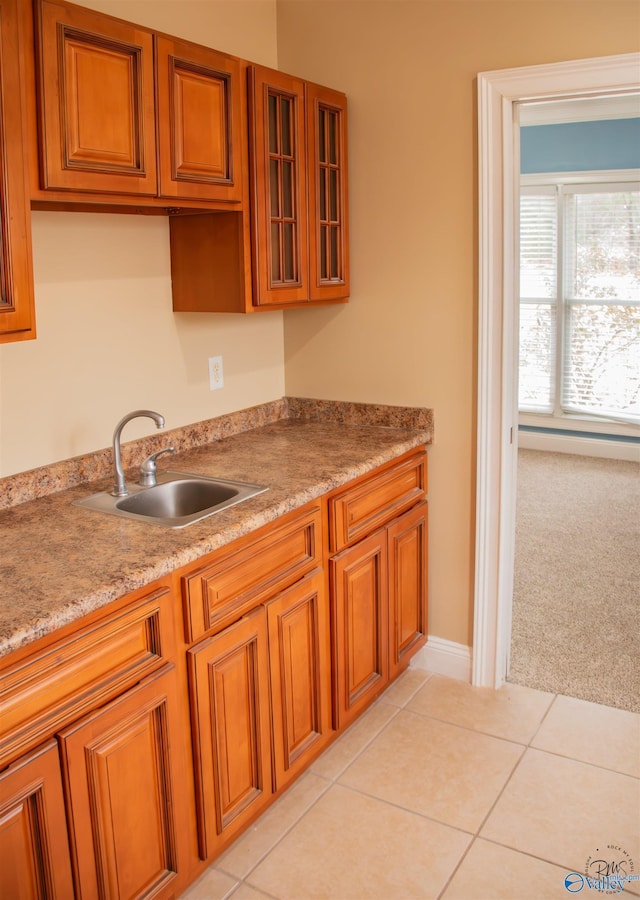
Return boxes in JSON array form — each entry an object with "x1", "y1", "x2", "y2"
[{"x1": 208, "y1": 356, "x2": 224, "y2": 390}]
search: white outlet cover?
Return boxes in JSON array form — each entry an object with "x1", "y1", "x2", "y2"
[{"x1": 208, "y1": 356, "x2": 224, "y2": 390}]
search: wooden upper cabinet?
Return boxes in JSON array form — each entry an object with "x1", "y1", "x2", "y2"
[
  {"x1": 36, "y1": 0, "x2": 158, "y2": 195},
  {"x1": 248, "y1": 66, "x2": 349, "y2": 309},
  {"x1": 0, "y1": 0, "x2": 36, "y2": 342},
  {"x1": 306, "y1": 82, "x2": 349, "y2": 302},
  {"x1": 249, "y1": 65, "x2": 309, "y2": 306},
  {"x1": 33, "y1": 0, "x2": 245, "y2": 205},
  {"x1": 156, "y1": 37, "x2": 244, "y2": 203}
]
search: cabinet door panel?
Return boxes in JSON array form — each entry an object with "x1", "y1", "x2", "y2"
[
  {"x1": 331, "y1": 531, "x2": 388, "y2": 729},
  {"x1": 59, "y1": 667, "x2": 182, "y2": 900},
  {"x1": 37, "y1": 0, "x2": 157, "y2": 194},
  {"x1": 188, "y1": 609, "x2": 272, "y2": 860},
  {"x1": 0, "y1": 742, "x2": 74, "y2": 899},
  {"x1": 249, "y1": 66, "x2": 308, "y2": 306},
  {"x1": 267, "y1": 571, "x2": 332, "y2": 790},
  {"x1": 0, "y1": 0, "x2": 36, "y2": 341},
  {"x1": 156, "y1": 37, "x2": 244, "y2": 202},
  {"x1": 306, "y1": 83, "x2": 349, "y2": 302},
  {"x1": 388, "y1": 502, "x2": 428, "y2": 680}
]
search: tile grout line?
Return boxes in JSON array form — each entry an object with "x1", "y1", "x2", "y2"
[
  {"x1": 216, "y1": 673, "x2": 433, "y2": 896},
  {"x1": 216, "y1": 696, "x2": 411, "y2": 891},
  {"x1": 435, "y1": 691, "x2": 562, "y2": 899}
]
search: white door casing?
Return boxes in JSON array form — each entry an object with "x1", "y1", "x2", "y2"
[{"x1": 473, "y1": 53, "x2": 640, "y2": 688}]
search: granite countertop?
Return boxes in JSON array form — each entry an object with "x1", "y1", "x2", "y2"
[{"x1": 0, "y1": 398, "x2": 433, "y2": 659}]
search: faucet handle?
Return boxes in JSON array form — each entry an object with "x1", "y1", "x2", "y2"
[{"x1": 139, "y1": 447, "x2": 175, "y2": 486}]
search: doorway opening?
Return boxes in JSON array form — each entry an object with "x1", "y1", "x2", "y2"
[{"x1": 472, "y1": 53, "x2": 640, "y2": 689}]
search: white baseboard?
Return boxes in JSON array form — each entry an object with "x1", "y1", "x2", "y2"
[
  {"x1": 410, "y1": 636, "x2": 472, "y2": 682},
  {"x1": 518, "y1": 430, "x2": 640, "y2": 462}
]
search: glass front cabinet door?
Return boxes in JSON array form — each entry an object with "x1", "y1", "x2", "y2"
[{"x1": 249, "y1": 66, "x2": 349, "y2": 308}]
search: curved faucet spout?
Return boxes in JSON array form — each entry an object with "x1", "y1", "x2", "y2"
[{"x1": 112, "y1": 409, "x2": 165, "y2": 497}]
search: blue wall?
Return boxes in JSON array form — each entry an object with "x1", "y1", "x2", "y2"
[{"x1": 521, "y1": 118, "x2": 640, "y2": 174}]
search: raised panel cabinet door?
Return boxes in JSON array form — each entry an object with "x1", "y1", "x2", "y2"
[
  {"x1": 0, "y1": 741, "x2": 74, "y2": 899},
  {"x1": 248, "y1": 65, "x2": 309, "y2": 306},
  {"x1": 156, "y1": 37, "x2": 245, "y2": 203},
  {"x1": 187, "y1": 609, "x2": 273, "y2": 861},
  {"x1": 0, "y1": 0, "x2": 36, "y2": 342},
  {"x1": 387, "y1": 501, "x2": 428, "y2": 680},
  {"x1": 306, "y1": 83, "x2": 349, "y2": 303},
  {"x1": 266, "y1": 571, "x2": 332, "y2": 791},
  {"x1": 36, "y1": 0, "x2": 157, "y2": 195},
  {"x1": 58, "y1": 666, "x2": 184, "y2": 900},
  {"x1": 330, "y1": 530, "x2": 389, "y2": 730}
]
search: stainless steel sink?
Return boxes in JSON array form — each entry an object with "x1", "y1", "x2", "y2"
[{"x1": 75, "y1": 472, "x2": 268, "y2": 528}]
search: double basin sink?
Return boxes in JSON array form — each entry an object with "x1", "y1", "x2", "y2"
[{"x1": 76, "y1": 472, "x2": 268, "y2": 528}]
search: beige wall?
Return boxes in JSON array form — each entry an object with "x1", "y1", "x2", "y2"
[
  {"x1": 277, "y1": 0, "x2": 640, "y2": 646},
  {"x1": 0, "y1": 0, "x2": 282, "y2": 476}
]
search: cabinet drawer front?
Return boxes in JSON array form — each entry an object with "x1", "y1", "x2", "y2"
[
  {"x1": 0, "y1": 587, "x2": 173, "y2": 766},
  {"x1": 329, "y1": 452, "x2": 427, "y2": 552},
  {"x1": 183, "y1": 504, "x2": 322, "y2": 641}
]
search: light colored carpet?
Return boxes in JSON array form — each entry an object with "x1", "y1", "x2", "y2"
[{"x1": 508, "y1": 449, "x2": 640, "y2": 713}]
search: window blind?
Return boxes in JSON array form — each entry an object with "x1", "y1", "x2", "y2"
[
  {"x1": 519, "y1": 190, "x2": 557, "y2": 413},
  {"x1": 519, "y1": 184, "x2": 640, "y2": 424},
  {"x1": 562, "y1": 190, "x2": 640, "y2": 422}
]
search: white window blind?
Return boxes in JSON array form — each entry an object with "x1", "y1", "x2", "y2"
[
  {"x1": 519, "y1": 190, "x2": 557, "y2": 413},
  {"x1": 519, "y1": 183, "x2": 640, "y2": 424},
  {"x1": 562, "y1": 190, "x2": 640, "y2": 421}
]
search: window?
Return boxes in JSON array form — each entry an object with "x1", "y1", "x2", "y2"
[{"x1": 519, "y1": 181, "x2": 640, "y2": 425}]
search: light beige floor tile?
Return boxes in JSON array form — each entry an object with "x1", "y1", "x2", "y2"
[
  {"x1": 217, "y1": 773, "x2": 329, "y2": 880},
  {"x1": 246, "y1": 783, "x2": 471, "y2": 900},
  {"x1": 481, "y1": 748, "x2": 640, "y2": 877},
  {"x1": 442, "y1": 838, "x2": 571, "y2": 899},
  {"x1": 407, "y1": 674, "x2": 554, "y2": 743},
  {"x1": 229, "y1": 884, "x2": 275, "y2": 900},
  {"x1": 338, "y1": 709, "x2": 524, "y2": 832},
  {"x1": 378, "y1": 667, "x2": 432, "y2": 707},
  {"x1": 180, "y1": 867, "x2": 238, "y2": 900},
  {"x1": 310, "y1": 701, "x2": 398, "y2": 781},
  {"x1": 532, "y1": 694, "x2": 640, "y2": 777}
]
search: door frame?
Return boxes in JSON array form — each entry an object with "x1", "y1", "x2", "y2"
[{"x1": 472, "y1": 53, "x2": 640, "y2": 688}]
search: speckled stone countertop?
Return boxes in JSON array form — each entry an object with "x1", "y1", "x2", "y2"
[{"x1": 0, "y1": 398, "x2": 433, "y2": 659}]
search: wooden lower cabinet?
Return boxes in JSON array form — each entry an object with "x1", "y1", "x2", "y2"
[
  {"x1": 266, "y1": 570, "x2": 332, "y2": 791},
  {"x1": 58, "y1": 665, "x2": 185, "y2": 900},
  {"x1": 187, "y1": 608, "x2": 273, "y2": 861},
  {"x1": 331, "y1": 530, "x2": 389, "y2": 730},
  {"x1": 0, "y1": 454, "x2": 428, "y2": 898},
  {"x1": 388, "y1": 501, "x2": 428, "y2": 681},
  {"x1": 331, "y1": 501, "x2": 428, "y2": 728},
  {"x1": 0, "y1": 741, "x2": 74, "y2": 899}
]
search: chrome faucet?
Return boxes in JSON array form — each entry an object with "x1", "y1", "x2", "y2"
[
  {"x1": 138, "y1": 447, "x2": 175, "y2": 487},
  {"x1": 111, "y1": 409, "x2": 165, "y2": 497}
]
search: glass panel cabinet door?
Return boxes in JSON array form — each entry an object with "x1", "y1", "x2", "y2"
[
  {"x1": 307, "y1": 83, "x2": 349, "y2": 302},
  {"x1": 249, "y1": 66, "x2": 309, "y2": 306}
]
